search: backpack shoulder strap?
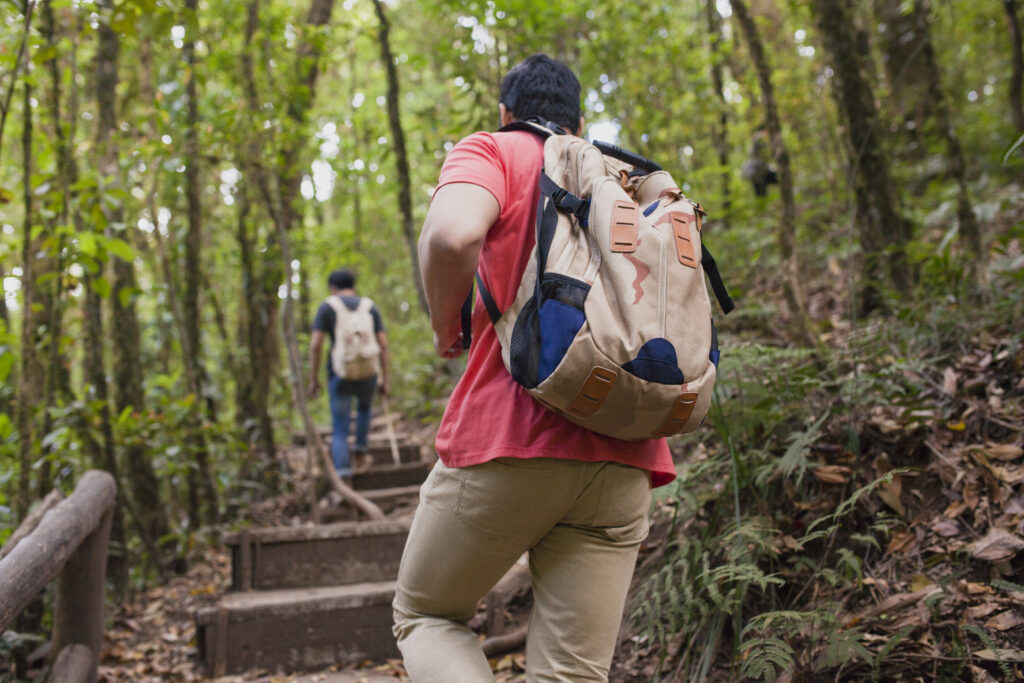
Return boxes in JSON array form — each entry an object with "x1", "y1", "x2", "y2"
[
  {"x1": 497, "y1": 118, "x2": 563, "y2": 137},
  {"x1": 323, "y1": 295, "x2": 345, "y2": 315}
]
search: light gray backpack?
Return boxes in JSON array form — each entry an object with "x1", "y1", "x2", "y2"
[
  {"x1": 468, "y1": 120, "x2": 734, "y2": 441},
  {"x1": 325, "y1": 296, "x2": 380, "y2": 380}
]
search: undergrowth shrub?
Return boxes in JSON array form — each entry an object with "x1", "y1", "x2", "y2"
[{"x1": 629, "y1": 248, "x2": 1023, "y2": 680}]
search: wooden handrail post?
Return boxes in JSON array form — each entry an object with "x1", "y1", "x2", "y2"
[
  {"x1": 0, "y1": 470, "x2": 116, "y2": 683},
  {"x1": 51, "y1": 505, "x2": 114, "y2": 683}
]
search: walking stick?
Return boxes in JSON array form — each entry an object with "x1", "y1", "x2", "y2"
[{"x1": 380, "y1": 393, "x2": 402, "y2": 465}]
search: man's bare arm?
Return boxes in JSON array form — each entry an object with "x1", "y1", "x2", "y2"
[{"x1": 418, "y1": 183, "x2": 500, "y2": 357}]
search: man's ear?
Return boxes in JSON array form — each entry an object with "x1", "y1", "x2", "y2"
[
  {"x1": 499, "y1": 103, "x2": 516, "y2": 127},
  {"x1": 576, "y1": 116, "x2": 585, "y2": 137}
]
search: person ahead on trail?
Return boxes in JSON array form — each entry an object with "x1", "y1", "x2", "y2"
[
  {"x1": 308, "y1": 268, "x2": 390, "y2": 478},
  {"x1": 392, "y1": 54, "x2": 677, "y2": 681}
]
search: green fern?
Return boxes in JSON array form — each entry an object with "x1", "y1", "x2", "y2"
[
  {"x1": 873, "y1": 626, "x2": 912, "y2": 681},
  {"x1": 963, "y1": 624, "x2": 1014, "y2": 681},
  {"x1": 990, "y1": 578, "x2": 1024, "y2": 595},
  {"x1": 740, "y1": 636, "x2": 795, "y2": 682}
]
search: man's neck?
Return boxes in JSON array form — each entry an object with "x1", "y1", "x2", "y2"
[{"x1": 332, "y1": 288, "x2": 356, "y2": 297}]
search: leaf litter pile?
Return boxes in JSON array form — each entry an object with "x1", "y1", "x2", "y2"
[{"x1": 612, "y1": 324, "x2": 1024, "y2": 681}]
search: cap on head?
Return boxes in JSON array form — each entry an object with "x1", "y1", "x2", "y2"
[
  {"x1": 499, "y1": 54, "x2": 581, "y2": 134},
  {"x1": 328, "y1": 268, "x2": 356, "y2": 290}
]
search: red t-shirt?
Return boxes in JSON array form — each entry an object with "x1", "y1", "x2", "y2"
[{"x1": 432, "y1": 130, "x2": 676, "y2": 487}]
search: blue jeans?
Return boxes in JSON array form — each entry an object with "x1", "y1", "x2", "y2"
[{"x1": 327, "y1": 374, "x2": 377, "y2": 476}]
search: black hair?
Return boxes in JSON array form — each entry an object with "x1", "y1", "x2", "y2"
[
  {"x1": 328, "y1": 268, "x2": 356, "y2": 290},
  {"x1": 499, "y1": 54, "x2": 581, "y2": 133}
]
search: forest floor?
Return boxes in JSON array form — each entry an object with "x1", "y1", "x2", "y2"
[{"x1": 97, "y1": 282, "x2": 1024, "y2": 681}]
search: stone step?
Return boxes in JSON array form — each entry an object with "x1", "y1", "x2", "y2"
[
  {"x1": 195, "y1": 582, "x2": 398, "y2": 676},
  {"x1": 352, "y1": 461, "x2": 431, "y2": 491},
  {"x1": 225, "y1": 519, "x2": 411, "y2": 592}
]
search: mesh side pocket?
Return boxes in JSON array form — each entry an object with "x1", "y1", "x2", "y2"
[{"x1": 509, "y1": 275, "x2": 591, "y2": 389}]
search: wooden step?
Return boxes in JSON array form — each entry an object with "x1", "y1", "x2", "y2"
[
  {"x1": 292, "y1": 426, "x2": 409, "y2": 446},
  {"x1": 195, "y1": 582, "x2": 398, "y2": 676},
  {"x1": 361, "y1": 441, "x2": 422, "y2": 465},
  {"x1": 225, "y1": 519, "x2": 410, "y2": 592},
  {"x1": 321, "y1": 485, "x2": 421, "y2": 524},
  {"x1": 352, "y1": 461, "x2": 431, "y2": 491}
]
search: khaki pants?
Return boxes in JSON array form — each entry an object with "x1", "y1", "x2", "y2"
[{"x1": 392, "y1": 457, "x2": 652, "y2": 682}]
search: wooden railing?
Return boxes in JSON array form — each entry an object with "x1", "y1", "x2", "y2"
[{"x1": 0, "y1": 470, "x2": 117, "y2": 683}]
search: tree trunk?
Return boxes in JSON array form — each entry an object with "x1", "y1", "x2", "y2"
[
  {"x1": 705, "y1": 0, "x2": 731, "y2": 221},
  {"x1": 1006, "y1": 0, "x2": 1024, "y2": 133},
  {"x1": 182, "y1": 0, "x2": 219, "y2": 527},
  {"x1": 94, "y1": 0, "x2": 148, "y2": 587},
  {"x1": 810, "y1": 0, "x2": 913, "y2": 313},
  {"x1": 17, "y1": 78, "x2": 40, "y2": 520},
  {"x1": 237, "y1": 0, "x2": 283, "y2": 490},
  {"x1": 234, "y1": 187, "x2": 281, "y2": 486},
  {"x1": 0, "y1": 2, "x2": 35, "y2": 160},
  {"x1": 913, "y1": 0, "x2": 982, "y2": 266},
  {"x1": 731, "y1": 0, "x2": 816, "y2": 345},
  {"x1": 372, "y1": 0, "x2": 428, "y2": 315},
  {"x1": 872, "y1": 0, "x2": 931, "y2": 154}
]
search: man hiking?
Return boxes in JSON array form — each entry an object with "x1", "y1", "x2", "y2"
[
  {"x1": 392, "y1": 54, "x2": 676, "y2": 681},
  {"x1": 308, "y1": 268, "x2": 390, "y2": 479}
]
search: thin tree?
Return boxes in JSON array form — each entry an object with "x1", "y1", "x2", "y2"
[
  {"x1": 95, "y1": 0, "x2": 158, "y2": 585},
  {"x1": 372, "y1": 0, "x2": 428, "y2": 315},
  {"x1": 242, "y1": 0, "x2": 383, "y2": 519},
  {"x1": 810, "y1": 0, "x2": 913, "y2": 313},
  {"x1": 16, "y1": 76, "x2": 39, "y2": 519},
  {"x1": 181, "y1": 0, "x2": 220, "y2": 526},
  {"x1": 0, "y1": 0, "x2": 36, "y2": 159},
  {"x1": 731, "y1": 0, "x2": 815, "y2": 345},
  {"x1": 913, "y1": 0, "x2": 982, "y2": 266},
  {"x1": 1004, "y1": 0, "x2": 1024, "y2": 133},
  {"x1": 706, "y1": 0, "x2": 732, "y2": 220}
]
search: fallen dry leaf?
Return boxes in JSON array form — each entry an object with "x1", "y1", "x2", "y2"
[
  {"x1": 970, "y1": 664, "x2": 999, "y2": 683},
  {"x1": 931, "y1": 517, "x2": 961, "y2": 537},
  {"x1": 968, "y1": 527, "x2": 1024, "y2": 562},
  {"x1": 945, "y1": 500, "x2": 969, "y2": 519},
  {"x1": 972, "y1": 648, "x2": 1024, "y2": 662},
  {"x1": 877, "y1": 485, "x2": 906, "y2": 517},
  {"x1": 909, "y1": 574, "x2": 934, "y2": 592},
  {"x1": 812, "y1": 465, "x2": 851, "y2": 484},
  {"x1": 887, "y1": 531, "x2": 917, "y2": 555},
  {"x1": 966, "y1": 602, "x2": 1001, "y2": 620},
  {"x1": 984, "y1": 611, "x2": 1024, "y2": 631},
  {"x1": 942, "y1": 367, "x2": 958, "y2": 395},
  {"x1": 984, "y1": 463, "x2": 1024, "y2": 484},
  {"x1": 981, "y1": 443, "x2": 1024, "y2": 461}
]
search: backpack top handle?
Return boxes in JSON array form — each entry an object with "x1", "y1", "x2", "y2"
[{"x1": 591, "y1": 140, "x2": 662, "y2": 175}]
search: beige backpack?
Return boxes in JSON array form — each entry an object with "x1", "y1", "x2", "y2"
[
  {"x1": 470, "y1": 120, "x2": 734, "y2": 441},
  {"x1": 325, "y1": 296, "x2": 380, "y2": 380}
]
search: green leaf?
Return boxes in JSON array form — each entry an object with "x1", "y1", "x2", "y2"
[
  {"x1": 118, "y1": 286, "x2": 139, "y2": 308},
  {"x1": 104, "y1": 237, "x2": 134, "y2": 262},
  {"x1": 0, "y1": 351, "x2": 12, "y2": 383},
  {"x1": 91, "y1": 276, "x2": 111, "y2": 298},
  {"x1": 78, "y1": 231, "x2": 98, "y2": 257}
]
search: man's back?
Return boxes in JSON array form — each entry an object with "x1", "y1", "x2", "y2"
[{"x1": 433, "y1": 129, "x2": 674, "y2": 485}]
